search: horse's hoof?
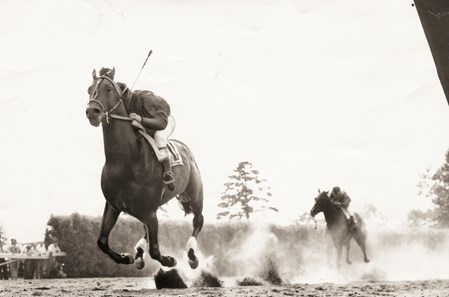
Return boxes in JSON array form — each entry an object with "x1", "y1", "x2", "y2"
[
  {"x1": 120, "y1": 253, "x2": 135, "y2": 264},
  {"x1": 364, "y1": 259, "x2": 370, "y2": 263},
  {"x1": 135, "y1": 247, "x2": 145, "y2": 259},
  {"x1": 134, "y1": 257, "x2": 145, "y2": 270},
  {"x1": 347, "y1": 261, "x2": 352, "y2": 265},
  {"x1": 161, "y1": 256, "x2": 177, "y2": 267},
  {"x1": 188, "y1": 257, "x2": 199, "y2": 269},
  {"x1": 187, "y1": 248, "x2": 199, "y2": 269}
]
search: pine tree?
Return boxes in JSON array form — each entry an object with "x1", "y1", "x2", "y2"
[
  {"x1": 0, "y1": 225, "x2": 7, "y2": 248},
  {"x1": 217, "y1": 161, "x2": 278, "y2": 220},
  {"x1": 413, "y1": 149, "x2": 449, "y2": 227}
]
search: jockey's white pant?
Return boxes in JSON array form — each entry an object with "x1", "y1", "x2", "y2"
[
  {"x1": 155, "y1": 115, "x2": 176, "y2": 160},
  {"x1": 340, "y1": 207, "x2": 352, "y2": 220}
]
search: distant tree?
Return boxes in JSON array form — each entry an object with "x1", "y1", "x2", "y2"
[
  {"x1": 45, "y1": 215, "x2": 59, "y2": 247},
  {"x1": 407, "y1": 209, "x2": 435, "y2": 228},
  {"x1": 360, "y1": 204, "x2": 387, "y2": 226},
  {"x1": 217, "y1": 161, "x2": 278, "y2": 220},
  {"x1": 45, "y1": 213, "x2": 155, "y2": 277},
  {"x1": 413, "y1": 149, "x2": 449, "y2": 227},
  {"x1": 0, "y1": 225, "x2": 7, "y2": 248}
]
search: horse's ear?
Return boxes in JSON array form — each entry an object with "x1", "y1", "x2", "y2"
[
  {"x1": 109, "y1": 67, "x2": 115, "y2": 79},
  {"x1": 318, "y1": 188, "x2": 321, "y2": 193},
  {"x1": 116, "y1": 82, "x2": 127, "y2": 94},
  {"x1": 92, "y1": 69, "x2": 97, "y2": 80}
]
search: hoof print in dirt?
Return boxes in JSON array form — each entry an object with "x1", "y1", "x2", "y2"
[
  {"x1": 237, "y1": 277, "x2": 263, "y2": 286},
  {"x1": 154, "y1": 268, "x2": 187, "y2": 289},
  {"x1": 192, "y1": 271, "x2": 223, "y2": 287}
]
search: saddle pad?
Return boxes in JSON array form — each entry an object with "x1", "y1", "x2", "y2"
[
  {"x1": 167, "y1": 141, "x2": 183, "y2": 167},
  {"x1": 136, "y1": 127, "x2": 183, "y2": 167}
]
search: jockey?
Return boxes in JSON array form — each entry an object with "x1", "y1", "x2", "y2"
[
  {"x1": 329, "y1": 186, "x2": 355, "y2": 228},
  {"x1": 129, "y1": 91, "x2": 176, "y2": 191},
  {"x1": 128, "y1": 92, "x2": 176, "y2": 191},
  {"x1": 98, "y1": 68, "x2": 176, "y2": 191}
]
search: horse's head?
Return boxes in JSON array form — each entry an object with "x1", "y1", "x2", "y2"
[
  {"x1": 310, "y1": 190, "x2": 330, "y2": 217},
  {"x1": 86, "y1": 67, "x2": 127, "y2": 127}
]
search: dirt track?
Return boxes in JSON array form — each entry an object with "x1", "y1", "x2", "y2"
[{"x1": 1, "y1": 277, "x2": 449, "y2": 297}]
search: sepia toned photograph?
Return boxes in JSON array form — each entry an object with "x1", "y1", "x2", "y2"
[{"x1": 1, "y1": 0, "x2": 449, "y2": 296}]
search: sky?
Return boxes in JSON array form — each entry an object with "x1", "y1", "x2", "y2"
[{"x1": 0, "y1": 0, "x2": 449, "y2": 242}]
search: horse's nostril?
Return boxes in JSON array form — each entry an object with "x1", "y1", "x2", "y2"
[{"x1": 86, "y1": 107, "x2": 101, "y2": 118}]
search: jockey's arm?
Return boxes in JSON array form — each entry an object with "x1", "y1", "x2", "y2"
[
  {"x1": 140, "y1": 114, "x2": 168, "y2": 131},
  {"x1": 342, "y1": 192, "x2": 351, "y2": 208},
  {"x1": 130, "y1": 109, "x2": 168, "y2": 131},
  {"x1": 129, "y1": 91, "x2": 171, "y2": 131}
]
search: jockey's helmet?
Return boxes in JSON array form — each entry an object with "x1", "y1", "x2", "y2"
[{"x1": 331, "y1": 186, "x2": 341, "y2": 195}]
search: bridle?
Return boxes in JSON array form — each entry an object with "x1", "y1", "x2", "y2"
[
  {"x1": 311, "y1": 192, "x2": 328, "y2": 217},
  {"x1": 88, "y1": 76, "x2": 132, "y2": 123}
]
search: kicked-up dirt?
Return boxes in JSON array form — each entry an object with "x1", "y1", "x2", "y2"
[{"x1": 0, "y1": 277, "x2": 449, "y2": 297}]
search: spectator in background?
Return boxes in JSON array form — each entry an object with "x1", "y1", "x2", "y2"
[
  {"x1": 22, "y1": 244, "x2": 38, "y2": 279},
  {"x1": 34, "y1": 242, "x2": 46, "y2": 279},
  {"x1": 46, "y1": 241, "x2": 61, "y2": 278},
  {"x1": 0, "y1": 242, "x2": 9, "y2": 280},
  {"x1": 8, "y1": 239, "x2": 20, "y2": 280},
  {"x1": 47, "y1": 241, "x2": 61, "y2": 255}
]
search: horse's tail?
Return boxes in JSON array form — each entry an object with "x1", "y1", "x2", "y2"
[
  {"x1": 354, "y1": 212, "x2": 363, "y2": 224},
  {"x1": 353, "y1": 212, "x2": 366, "y2": 233},
  {"x1": 178, "y1": 193, "x2": 192, "y2": 216},
  {"x1": 170, "y1": 139, "x2": 202, "y2": 217}
]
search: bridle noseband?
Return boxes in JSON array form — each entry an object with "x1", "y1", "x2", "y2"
[{"x1": 88, "y1": 76, "x2": 131, "y2": 123}]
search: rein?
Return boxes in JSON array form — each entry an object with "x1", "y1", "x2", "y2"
[{"x1": 89, "y1": 75, "x2": 132, "y2": 124}]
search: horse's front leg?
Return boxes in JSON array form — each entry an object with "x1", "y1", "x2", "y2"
[
  {"x1": 133, "y1": 226, "x2": 148, "y2": 270},
  {"x1": 354, "y1": 231, "x2": 370, "y2": 263},
  {"x1": 144, "y1": 210, "x2": 177, "y2": 267},
  {"x1": 97, "y1": 202, "x2": 134, "y2": 264}
]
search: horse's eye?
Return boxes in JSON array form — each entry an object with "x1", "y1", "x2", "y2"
[{"x1": 107, "y1": 88, "x2": 112, "y2": 92}]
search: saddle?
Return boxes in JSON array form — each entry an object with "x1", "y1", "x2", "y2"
[
  {"x1": 334, "y1": 202, "x2": 357, "y2": 229},
  {"x1": 166, "y1": 141, "x2": 183, "y2": 167},
  {"x1": 132, "y1": 121, "x2": 183, "y2": 168}
]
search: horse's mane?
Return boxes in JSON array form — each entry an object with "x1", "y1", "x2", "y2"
[
  {"x1": 99, "y1": 67, "x2": 114, "y2": 79},
  {"x1": 317, "y1": 191, "x2": 340, "y2": 213},
  {"x1": 318, "y1": 191, "x2": 330, "y2": 200}
]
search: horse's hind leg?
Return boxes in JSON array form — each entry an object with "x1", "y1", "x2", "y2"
[
  {"x1": 97, "y1": 202, "x2": 134, "y2": 264},
  {"x1": 184, "y1": 179, "x2": 204, "y2": 269},
  {"x1": 345, "y1": 241, "x2": 352, "y2": 265},
  {"x1": 354, "y1": 231, "x2": 370, "y2": 263},
  {"x1": 335, "y1": 244, "x2": 343, "y2": 269}
]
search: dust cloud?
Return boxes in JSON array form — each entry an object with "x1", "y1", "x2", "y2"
[
  {"x1": 212, "y1": 223, "x2": 449, "y2": 285},
  {"x1": 154, "y1": 222, "x2": 449, "y2": 288}
]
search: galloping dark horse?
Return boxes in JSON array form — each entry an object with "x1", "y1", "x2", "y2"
[
  {"x1": 85, "y1": 67, "x2": 204, "y2": 269},
  {"x1": 310, "y1": 190, "x2": 369, "y2": 267}
]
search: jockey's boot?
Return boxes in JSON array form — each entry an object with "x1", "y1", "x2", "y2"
[
  {"x1": 161, "y1": 157, "x2": 176, "y2": 191},
  {"x1": 349, "y1": 215, "x2": 356, "y2": 230}
]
